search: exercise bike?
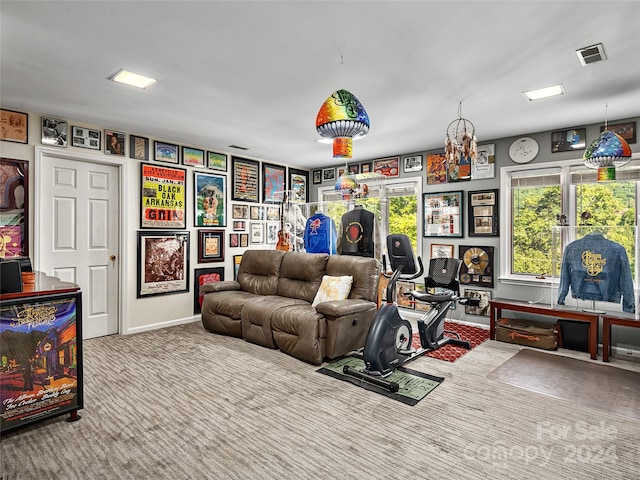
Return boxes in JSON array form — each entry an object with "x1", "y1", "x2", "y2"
[{"x1": 344, "y1": 234, "x2": 478, "y2": 392}]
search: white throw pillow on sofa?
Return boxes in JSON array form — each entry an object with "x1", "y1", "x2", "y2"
[{"x1": 312, "y1": 275, "x2": 353, "y2": 307}]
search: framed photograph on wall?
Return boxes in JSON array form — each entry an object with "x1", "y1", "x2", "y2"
[
  {"x1": 137, "y1": 231, "x2": 189, "y2": 298},
  {"x1": 250, "y1": 222, "x2": 264, "y2": 244},
  {"x1": 250, "y1": 205, "x2": 265, "y2": 220},
  {"x1": 312, "y1": 169, "x2": 322, "y2": 184},
  {"x1": 262, "y1": 162, "x2": 286, "y2": 203},
  {"x1": 240, "y1": 233, "x2": 249, "y2": 247},
  {"x1": 373, "y1": 156, "x2": 400, "y2": 177},
  {"x1": 207, "y1": 151, "x2": 228, "y2": 171},
  {"x1": 229, "y1": 233, "x2": 239, "y2": 248},
  {"x1": 232, "y1": 204, "x2": 248, "y2": 219},
  {"x1": 197, "y1": 229, "x2": 224, "y2": 263},
  {"x1": 430, "y1": 243, "x2": 454, "y2": 259},
  {"x1": 194, "y1": 172, "x2": 226, "y2": 227},
  {"x1": 0, "y1": 109, "x2": 28, "y2": 144},
  {"x1": 468, "y1": 189, "x2": 499, "y2": 237},
  {"x1": 423, "y1": 191, "x2": 463, "y2": 238},
  {"x1": 233, "y1": 221, "x2": 245, "y2": 231},
  {"x1": 266, "y1": 222, "x2": 279, "y2": 245},
  {"x1": 459, "y1": 245, "x2": 494, "y2": 288},
  {"x1": 72, "y1": 126, "x2": 101, "y2": 150},
  {"x1": 130, "y1": 135, "x2": 149, "y2": 160},
  {"x1": 288, "y1": 168, "x2": 309, "y2": 203},
  {"x1": 463, "y1": 289, "x2": 492, "y2": 316},
  {"x1": 472, "y1": 144, "x2": 495, "y2": 179},
  {"x1": 182, "y1": 146, "x2": 205, "y2": 168},
  {"x1": 403, "y1": 155, "x2": 423, "y2": 173},
  {"x1": 551, "y1": 127, "x2": 586, "y2": 152},
  {"x1": 360, "y1": 162, "x2": 372, "y2": 174},
  {"x1": 232, "y1": 156, "x2": 260, "y2": 202},
  {"x1": 193, "y1": 267, "x2": 224, "y2": 314},
  {"x1": 105, "y1": 130, "x2": 125, "y2": 156},
  {"x1": 154, "y1": 141, "x2": 179, "y2": 164},
  {"x1": 41, "y1": 116, "x2": 68, "y2": 147},
  {"x1": 0, "y1": 158, "x2": 29, "y2": 256},
  {"x1": 322, "y1": 167, "x2": 336, "y2": 182},
  {"x1": 140, "y1": 163, "x2": 186, "y2": 229},
  {"x1": 601, "y1": 121, "x2": 636, "y2": 144}
]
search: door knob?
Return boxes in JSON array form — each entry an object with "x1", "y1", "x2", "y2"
[{"x1": 110, "y1": 255, "x2": 116, "y2": 261}]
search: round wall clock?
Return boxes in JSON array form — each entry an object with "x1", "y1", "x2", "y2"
[{"x1": 509, "y1": 137, "x2": 539, "y2": 164}]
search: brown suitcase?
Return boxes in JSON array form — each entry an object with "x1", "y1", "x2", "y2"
[{"x1": 495, "y1": 317, "x2": 558, "y2": 350}]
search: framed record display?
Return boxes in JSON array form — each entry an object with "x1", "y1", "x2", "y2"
[
  {"x1": 468, "y1": 189, "x2": 499, "y2": 237},
  {"x1": 458, "y1": 245, "x2": 494, "y2": 288}
]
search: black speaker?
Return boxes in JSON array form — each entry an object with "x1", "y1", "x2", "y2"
[{"x1": 0, "y1": 260, "x2": 23, "y2": 294}]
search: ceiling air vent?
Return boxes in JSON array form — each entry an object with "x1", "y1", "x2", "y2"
[
  {"x1": 228, "y1": 145, "x2": 249, "y2": 150},
  {"x1": 576, "y1": 43, "x2": 607, "y2": 66}
]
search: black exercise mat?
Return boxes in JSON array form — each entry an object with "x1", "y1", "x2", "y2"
[{"x1": 317, "y1": 355, "x2": 444, "y2": 406}]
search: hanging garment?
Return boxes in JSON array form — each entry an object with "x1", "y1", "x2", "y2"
[
  {"x1": 337, "y1": 205, "x2": 376, "y2": 257},
  {"x1": 304, "y1": 211, "x2": 337, "y2": 254},
  {"x1": 557, "y1": 233, "x2": 635, "y2": 313}
]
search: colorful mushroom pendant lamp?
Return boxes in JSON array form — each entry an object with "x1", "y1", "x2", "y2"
[
  {"x1": 316, "y1": 89, "x2": 370, "y2": 159},
  {"x1": 583, "y1": 130, "x2": 632, "y2": 181}
]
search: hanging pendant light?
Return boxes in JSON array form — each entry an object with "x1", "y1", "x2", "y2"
[
  {"x1": 445, "y1": 101, "x2": 477, "y2": 180},
  {"x1": 583, "y1": 105, "x2": 632, "y2": 181},
  {"x1": 316, "y1": 89, "x2": 370, "y2": 196}
]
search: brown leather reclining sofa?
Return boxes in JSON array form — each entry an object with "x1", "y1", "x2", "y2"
[{"x1": 201, "y1": 249, "x2": 380, "y2": 364}]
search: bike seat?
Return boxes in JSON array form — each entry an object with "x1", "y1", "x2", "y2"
[{"x1": 406, "y1": 290, "x2": 453, "y2": 303}]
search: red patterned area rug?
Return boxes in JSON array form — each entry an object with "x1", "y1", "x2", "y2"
[{"x1": 411, "y1": 321, "x2": 489, "y2": 362}]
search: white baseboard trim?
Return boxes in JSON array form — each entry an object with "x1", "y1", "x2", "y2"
[{"x1": 125, "y1": 316, "x2": 201, "y2": 335}]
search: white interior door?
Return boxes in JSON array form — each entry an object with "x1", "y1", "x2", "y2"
[{"x1": 37, "y1": 152, "x2": 120, "y2": 339}]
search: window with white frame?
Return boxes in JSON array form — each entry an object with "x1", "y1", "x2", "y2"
[{"x1": 501, "y1": 159, "x2": 639, "y2": 283}]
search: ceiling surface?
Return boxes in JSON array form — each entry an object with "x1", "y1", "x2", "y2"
[{"x1": 1, "y1": 1, "x2": 639, "y2": 169}]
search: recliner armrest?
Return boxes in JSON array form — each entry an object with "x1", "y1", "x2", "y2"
[
  {"x1": 315, "y1": 298, "x2": 376, "y2": 318},
  {"x1": 201, "y1": 280, "x2": 241, "y2": 295}
]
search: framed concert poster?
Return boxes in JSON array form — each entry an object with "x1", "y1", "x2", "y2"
[
  {"x1": 140, "y1": 163, "x2": 186, "y2": 229},
  {"x1": 423, "y1": 191, "x2": 463, "y2": 238},
  {"x1": 232, "y1": 156, "x2": 259, "y2": 202},
  {"x1": 288, "y1": 168, "x2": 309, "y2": 203},
  {"x1": 240, "y1": 233, "x2": 249, "y2": 247},
  {"x1": 129, "y1": 135, "x2": 149, "y2": 160},
  {"x1": 154, "y1": 141, "x2": 179, "y2": 164},
  {"x1": 458, "y1": 245, "x2": 494, "y2": 288},
  {"x1": 193, "y1": 266, "x2": 224, "y2": 314},
  {"x1": 137, "y1": 231, "x2": 189, "y2": 298},
  {"x1": 373, "y1": 156, "x2": 400, "y2": 177},
  {"x1": 182, "y1": 146, "x2": 205, "y2": 168},
  {"x1": 194, "y1": 172, "x2": 226, "y2": 227},
  {"x1": 426, "y1": 153, "x2": 447, "y2": 185},
  {"x1": 197, "y1": 230, "x2": 224, "y2": 263},
  {"x1": 207, "y1": 151, "x2": 228, "y2": 172},
  {"x1": 468, "y1": 189, "x2": 499, "y2": 237},
  {"x1": 262, "y1": 162, "x2": 286, "y2": 203},
  {"x1": 0, "y1": 158, "x2": 28, "y2": 257}
]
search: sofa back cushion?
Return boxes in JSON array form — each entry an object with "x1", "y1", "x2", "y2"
[
  {"x1": 277, "y1": 251, "x2": 329, "y2": 303},
  {"x1": 326, "y1": 255, "x2": 380, "y2": 302},
  {"x1": 238, "y1": 249, "x2": 285, "y2": 295}
]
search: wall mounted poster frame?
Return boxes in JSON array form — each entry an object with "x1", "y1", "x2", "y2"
[
  {"x1": 373, "y1": 156, "x2": 400, "y2": 177},
  {"x1": 207, "y1": 151, "x2": 228, "y2": 172},
  {"x1": 194, "y1": 171, "x2": 226, "y2": 227},
  {"x1": 194, "y1": 267, "x2": 224, "y2": 314},
  {"x1": 472, "y1": 144, "x2": 495, "y2": 179},
  {"x1": 0, "y1": 109, "x2": 28, "y2": 144},
  {"x1": 262, "y1": 162, "x2": 286, "y2": 203},
  {"x1": 231, "y1": 156, "x2": 259, "y2": 202},
  {"x1": 0, "y1": 158, "x2": 28, "y2": 257},
  {"x1": 468, "y1": 189, "x2": 499, "y2": 237},
  {"x1": 459, "y1": 245, "x2": 494, "y2": 288},
  {"x1": 601, "y1": 121, "x2": 636, "y2": 144},
  {"x1": 430, "y1": 243, "x2": 454, "y2": 259},
  {"x1": 130, "y1": 135, "x2": 149, "y2": 160},
  {"x1": 140, "y1": 163, "x2": 186, "y2": 229},
  {"x1": 137, "y1": 231, "x2": 189, "y2": 298},
  {"x1": 197, "y1": 229, "x2": 224, "y2": 263},
  {"x1": 551, "y1": 127, "x2": 586, "y2": 152},
  {"x1": 288, "y1": 168, "x2": 309, "y2": 203},
  {"x1": 182, "y1": 146, "x2": 205, "y2": 168},
  {"x1": 154, "y1": 141, "x2": 179, "y2": 164},
  {"x1": 104, "y1": 130, "x2": 125, "y2": 156},
  {"x1": 72, "y1": 126, "x2": 101, "y2": 150},
  {"x1": 41, "y1": 116, "x2": 68, "y2": 147},
  {"x1": 423, "y1": 191, "x2": 463, "y2": 238}
]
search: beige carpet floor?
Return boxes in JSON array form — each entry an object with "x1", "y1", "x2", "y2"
[{"x1": 1, "y1": 321, "x2": 639, "y2": 480}]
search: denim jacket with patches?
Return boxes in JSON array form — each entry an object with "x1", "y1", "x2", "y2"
[{"x1": 557, "y1": 233, "x2": 635, "y2": 313}]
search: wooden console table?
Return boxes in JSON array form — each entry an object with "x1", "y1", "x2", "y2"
[
  {"x1": 489, "y1": 298, "x2": 599, "y2": 360},
  {"x1": 602, "y1": 313, "x2": 640, "y2": 362}
]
